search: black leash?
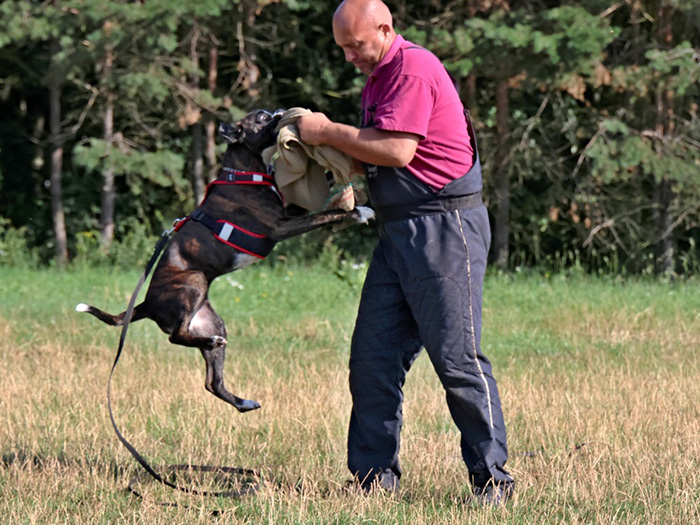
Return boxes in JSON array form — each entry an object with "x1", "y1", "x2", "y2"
[{"x1": 107, "y1": 228, "x2": 262, "y2": 507}]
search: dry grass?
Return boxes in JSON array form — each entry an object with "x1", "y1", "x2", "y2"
[{"x1": 0, "y1": 268, "x2": 698, "y2": 523}]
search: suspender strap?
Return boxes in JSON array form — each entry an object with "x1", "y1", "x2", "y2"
[{"x1": 190, "y1": 209, "x2": 275, "y2": 259}]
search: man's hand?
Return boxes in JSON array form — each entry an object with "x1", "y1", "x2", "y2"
[{"x1": 297, "y1": 112, "x2": 332, "y2": 146}]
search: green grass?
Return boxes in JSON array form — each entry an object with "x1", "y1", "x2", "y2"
[{"x1": 1, "y1": 265, "x2": 699, "y2": 523}]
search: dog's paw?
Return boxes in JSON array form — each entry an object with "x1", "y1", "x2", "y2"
[
  {"x1": 211, "y1": 335, "x2": 227, "y2": 347},
  {"x1": 236, "y1": 399, "x2": 261, "y2": 413},
  {"x1": 354, "y1": 206, "x2": 375, "y2": 224}
]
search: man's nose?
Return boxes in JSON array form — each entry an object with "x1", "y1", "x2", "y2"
[{"x1": 344, "y1": 49, "x2": 356, "y2": 63}]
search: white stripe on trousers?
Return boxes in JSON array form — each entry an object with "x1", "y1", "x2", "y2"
[{"x1": 456, "y1": 209, "x2": 494, "y2": 428}]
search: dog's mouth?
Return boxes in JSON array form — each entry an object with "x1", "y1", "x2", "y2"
[
  {"x1": 260, "y1": 109, "x2": 283, "y2": 123},
  {"x1": 218, "y1": 108, "x2": 286, "y2": 154},
  {"x1": 268, "y1": 109, "x2": 284, "y2": 128},
  {"x1": 254, "y1": 109, "x2": 283, "y2": 135},
  {"x1": 261, "y1": 110, "x2": 284, "y2": 140}
]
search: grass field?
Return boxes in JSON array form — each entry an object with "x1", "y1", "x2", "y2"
[{"x1": 1, "y1": 264, "x2": 699, "y2": 523}]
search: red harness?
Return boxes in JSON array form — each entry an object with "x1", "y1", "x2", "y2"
[
  {"x1": 205, "y1": 168, "x2": 281, "y2": 201},
  {"x1": 174, "y1": 169, "x2": 279, "y2": 259}
]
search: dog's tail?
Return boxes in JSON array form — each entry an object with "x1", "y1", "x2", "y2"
[{"x1": 75, "y1": 303, "x2": 144, "y2": 326}]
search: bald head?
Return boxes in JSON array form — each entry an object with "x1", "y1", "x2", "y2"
[
  {"x1": 334, "y1": 0, "x2": 393, "y2": 30},
  {"x1": 332, "y1": 0, "x2": 396, "y2": 75}
]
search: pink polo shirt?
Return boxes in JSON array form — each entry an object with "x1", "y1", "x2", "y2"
[{"x1": 361, "y1": 35, "x2": 474, "y2": 190}]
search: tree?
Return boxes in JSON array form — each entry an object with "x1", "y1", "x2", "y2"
[
  {"x1": 402, "y1": 2, "x2": 616, "y2": 268},
  {"x1": 0, "y1": 0, "x2": 96, "y2": 264},
  {"x1": 48, "y1": 36, "x2": 69, "y2": 265},
  {"x1": 580, "y1": 0, "x2": 700, "y2": 275},
  {"x1": 100, "y1": 21, "x2": 116, "y2": 250},
  {"x1": 1, "y1": 0, "x2": 698, "y2": 273}
]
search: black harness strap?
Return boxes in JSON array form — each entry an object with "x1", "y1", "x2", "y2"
[
  {"x1": 190, "y1": 209, "x2": 276, "y2": 259},
  {"x1": 182, "y1": 169, "x2": 278, "y2": 259}
]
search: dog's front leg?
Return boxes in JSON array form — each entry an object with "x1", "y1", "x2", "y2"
[
  {"x1": 200, "y1": 346, "x2": 261, "y2": 412},
  {"x1": 273, "y1": 206, "x2": 375, "y2": 241}
]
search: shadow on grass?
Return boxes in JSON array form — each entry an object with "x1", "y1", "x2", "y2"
[{"x1": 1, "y1": 446, "x2": 127, "y2": 483}]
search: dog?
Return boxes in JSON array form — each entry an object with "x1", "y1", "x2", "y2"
[{"x1": 76, "y1": 109, "x2": 373, "y2": 412}]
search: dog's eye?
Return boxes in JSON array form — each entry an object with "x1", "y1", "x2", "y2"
[{"x1": 257, "y1": 111, "x2": 272, "y2": 123}]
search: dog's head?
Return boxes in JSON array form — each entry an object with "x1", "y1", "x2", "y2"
[{"x1": 219, "y1": 109, "x2": 283, "y2": 156}]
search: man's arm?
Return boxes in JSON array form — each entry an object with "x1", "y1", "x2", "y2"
[{"x1": 297, "y1": 112, "x2": 419, "y2": 168}]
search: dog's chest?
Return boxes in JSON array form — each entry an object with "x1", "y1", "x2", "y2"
[{"x1": 232, "y1": 252, "x2": 262, "y2": 271}]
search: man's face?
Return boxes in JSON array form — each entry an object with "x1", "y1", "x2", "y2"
[{"x1": 333, "y1": 19, "x2": 390, "y2": 75}]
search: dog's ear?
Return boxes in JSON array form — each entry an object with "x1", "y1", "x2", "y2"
[{"x1": 218, "y1": 122, "x2": 244, "y2": 144}]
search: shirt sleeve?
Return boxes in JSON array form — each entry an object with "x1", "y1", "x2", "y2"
[{"x1": 372, "y1": 74, "x2": 434, "y2": 139}]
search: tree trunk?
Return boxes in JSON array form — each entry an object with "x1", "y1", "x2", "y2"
[
  {"x1": 101, "y1": 43, "x2": 115, "y2": 251},
  {"x1": 49, "y1": 39, "x2": 68, "y2": 266},
  {"x1": 631, "y1": 0, "x2": 642, "y2": 62},
  {"x1": 190, "y1": 22, "x2": 205, "y2": 204},
  {"x1": 463, "y1": 1, "x2": 478, "y2": 112},
  {"x1": 235, "y1": 2, "x2": 261, "y2": 97},
  {"x1": 653, "y1": 177, "x2": 674, "y2": 275},
  {"x1": 464, "y1": 75, "x2": 477, "y2": 113},
  {"x1": 653, "y1": 4, "x2": 675, "y2": 276},
  {"x1": 205, "y1": 39, "x2": 219, "y2": 183},
  {"x1": 491, "y1": 78, "x2": 510, "y2": 268},
  {"x1": 192, "y1": 123, "x2": 204, "y2": 203}
]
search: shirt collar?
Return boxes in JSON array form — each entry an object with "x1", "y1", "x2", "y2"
[{"x1": 369, "y1": 34, "x2": 405, "y2": 79}]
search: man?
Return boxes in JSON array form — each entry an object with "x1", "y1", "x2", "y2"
[{"x1": 297, "y1": 0, "x2": 514, "y2": 505}]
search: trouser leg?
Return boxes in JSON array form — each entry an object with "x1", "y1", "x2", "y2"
[
  {"x1": 411, "y1": 274, "x2": 511, "y2": 486},
  {"x1": 348, "y1": 207, "x2": 512, "y2": 490},
  {"x1": 347, "y1": 243, "x2": 422, "y2": 489},
  {"x1": 399, "y1": 207, "x2": 512, "y2": 487}
]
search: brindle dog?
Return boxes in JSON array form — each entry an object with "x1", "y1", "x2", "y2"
[{"x1": 76, "y1": 109, "x2": 373, "y2": 412}]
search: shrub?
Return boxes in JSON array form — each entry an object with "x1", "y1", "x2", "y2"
[{"x1": 0, "y1": 217, "x2": 40, "y2": 268}]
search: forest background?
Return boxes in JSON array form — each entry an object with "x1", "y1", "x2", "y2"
[{"x1": 0, "y1": 0, "x2": 699, "y2": 276}]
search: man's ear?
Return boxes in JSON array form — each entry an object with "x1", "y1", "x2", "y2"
[{"x1": 218, "y1": 122, "x2": 244, "y2": 144}]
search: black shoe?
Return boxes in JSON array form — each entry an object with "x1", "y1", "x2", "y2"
[
  {"x1": 468, "y1": 483, "x2": 514, "y2": 507},
  {"x1": 343, "y1": 470, "x2": 400, "y2": 494},
  {"x1": 375, "y1": 470, "x2": 399, "y2": 493}
]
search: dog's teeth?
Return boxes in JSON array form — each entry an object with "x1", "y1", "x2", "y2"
[{"x1": 75, "y1": 303, "x2": 89, "y2": 312}]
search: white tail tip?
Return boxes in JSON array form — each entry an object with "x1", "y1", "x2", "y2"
[{"x1": 75, "y1": 303, "x2": 89, "y2": 312}]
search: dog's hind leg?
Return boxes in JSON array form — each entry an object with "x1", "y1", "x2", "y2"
[
  {"x1": 168, "y1": 301, "x2": 230, "y2": 349},
  {"x1": 75, "y1": 302, "x2": 150, "y2": 326},
  {"x1": 200, "y1": 344, "x2": 261, "y2": 412},
  {"x1": 176, "y1": 303, "x2": 259, "y2": 412}
]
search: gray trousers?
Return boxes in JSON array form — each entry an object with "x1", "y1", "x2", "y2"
[{"x1": 348, "y1": 205, "x2": 513, "y2": 489}]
